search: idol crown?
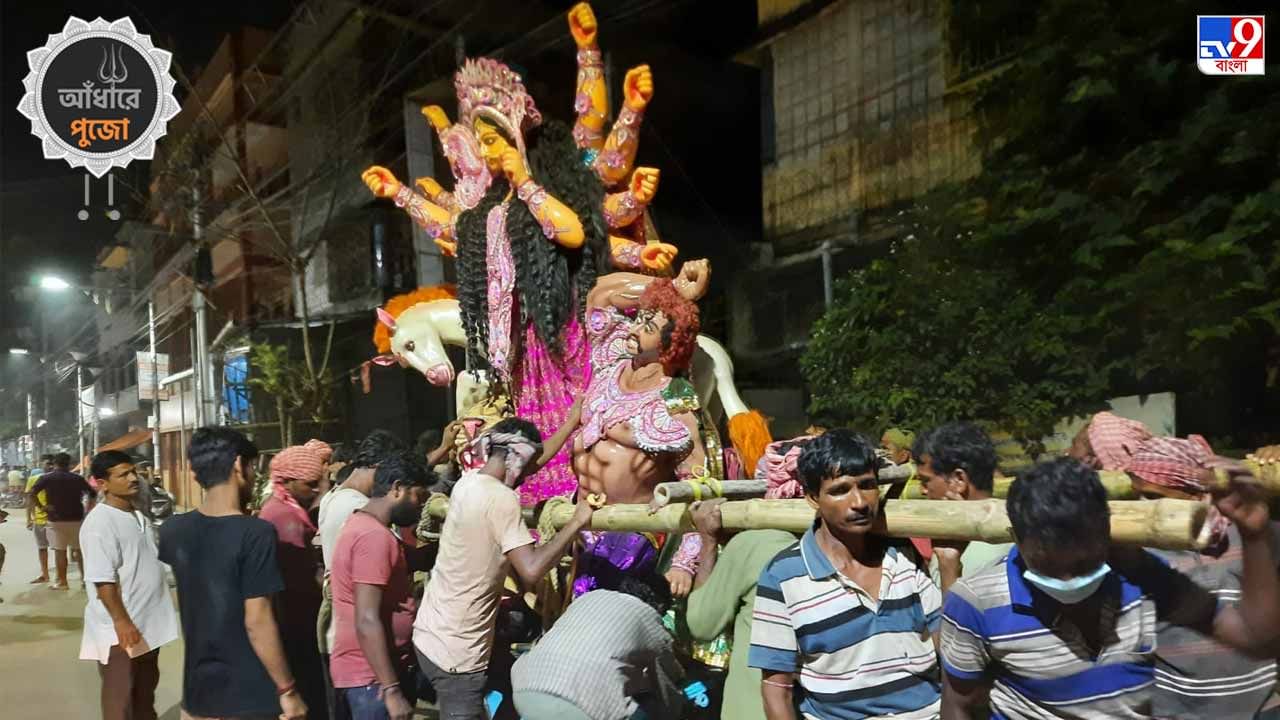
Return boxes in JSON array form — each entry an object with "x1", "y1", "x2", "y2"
[{"x1": 455, "y1": 57, "x2": 542, "y2": 133}]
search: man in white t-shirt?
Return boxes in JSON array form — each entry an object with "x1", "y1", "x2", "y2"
[
  {"x1": 414, "y1": 418, "x2": 594, "y2": 720},
  {"x1": 79, "y1": 450, "x2": 179, "y2": 720}
]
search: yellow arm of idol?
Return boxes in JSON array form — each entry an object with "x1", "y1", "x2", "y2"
[
  {"x1": 391, "y1": 184, "x2": 458, "y2": 249},
  {"x1": 610, "y1": 236, "x2": 677, "y2": 274},
  {"x1": 594, "y1": 65, "x2": 652, "y2": 187},
  {"x1": 516, "y1": 179, "x2": 585, "y2": 250},
  {"x1": 414, "y1": 176, "x2": 457, "y2": 214},
  {"x1": 418, "y1": 105, "x2": 466, "y2": 214},
  {"x1": 363, "y1": 165, "x2": 457, "y2": 255},
  {"x1": 604, "y1": 167, "x2": 659, "y2": 229},
  {"x1": 569, "y1": 3, "x2": 609, "y2": 152}
]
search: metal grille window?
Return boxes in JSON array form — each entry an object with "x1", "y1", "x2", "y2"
[{"x1": 326, "y1": 218, "x2": 374, "y2": 303}]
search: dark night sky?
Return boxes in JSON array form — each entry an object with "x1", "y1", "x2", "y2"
[
  {"x1": 1, "y1": 0, "x2": 760, "y2": 353},
  {"x1": 0, "y1": 0, "x2": 293, "y2": 347}
]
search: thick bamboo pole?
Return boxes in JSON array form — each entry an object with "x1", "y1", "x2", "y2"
[
  {"x1": 1211, "y1": 460, "x2": 1280, "y2": 494},
  {"x1": 652, "y1": 467, "x2": 1139, "y2": 506},
  {"x1": 652, "y1": 480, "x2": 767, "y2": 506},
  {"x1": 893, "y1": 472, "x2": 1138, "y2": 500},
  {"x1": 653, "y1": 461, "x2": 1275, "y2": 507},
  {"x1": 423, "y1": 496, "x2": 1207, "y2": 551}
]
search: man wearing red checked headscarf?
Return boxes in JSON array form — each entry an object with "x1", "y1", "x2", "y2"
[
  {"x1": 260, "y1": 439, "x2": 332, "y2": 720},
  {"x1": 1067, "y1": 411, "x2": 1153, "y2": 470},
  {"x1": 1128, "y1": 434, "x2": 1280, "y2": 719}
]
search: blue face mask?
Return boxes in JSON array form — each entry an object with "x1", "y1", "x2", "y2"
[{"x1": 1023, "y1": 563, "x2": 1111, "y2": 604}]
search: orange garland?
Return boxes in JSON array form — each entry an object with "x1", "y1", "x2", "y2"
[{"x1": 728, "y1": 410, "x2": 773, "y2": 479}]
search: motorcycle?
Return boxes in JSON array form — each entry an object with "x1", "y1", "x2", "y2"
[
  {"x1": 133, "y1": 475, "x2": 174, "y2": 542},
  {"x1": 135, "y1": 475, "x2": 176, "y2": 586}
]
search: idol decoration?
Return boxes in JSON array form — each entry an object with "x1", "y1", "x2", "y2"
[
  {"x1": 364, "y1": 4, "x2": 773, "y2": 510},
  {"x1": 362, "y1": 2, "x2": 681, "y2": 506},
  {"x1": 568, "y1": 260, "x2": 711, "y2": 599}
]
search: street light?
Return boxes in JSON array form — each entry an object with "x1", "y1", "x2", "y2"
[
  {"x1": 36, "y1": 419, "x2": 47, "y2": 428},
  {"x1": 39, "y1": 275, "x2": 72, "y2": 291},
  {"x1": 9, "y1": 348, "x2": 30, "y2": 355},
  {"x1": 98, "y1": 407, "x2": 115, "y2": 418}
]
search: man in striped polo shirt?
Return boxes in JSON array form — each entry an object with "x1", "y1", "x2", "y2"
[
  {"x1": 940, "y1": 458, "x2": 1280, "y2": 719},
  {"x1": 749, "y1": 430, "x2": 942, "y2": 720}
]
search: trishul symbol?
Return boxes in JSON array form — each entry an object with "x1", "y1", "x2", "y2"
[{"x1": 98, "y1": 43, "x2": 128, "y2": 87}]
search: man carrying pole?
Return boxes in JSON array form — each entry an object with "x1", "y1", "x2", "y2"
[{"x1": 940, "y1": 457, "x2": 1280, "y2": 719}]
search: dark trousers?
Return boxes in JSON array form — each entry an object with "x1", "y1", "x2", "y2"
[
  {"x1": 99, "y1": 645, "x2": 160, "y2": 720},
  {"x1": 320, "y1": 652, "x2": 339, "y2": 719},
  {"x1": 415, "y1": 648, "x2": 488, "y2": 720},
  {"x1": 283, "y1": 622, "x2": 328, "y2": 720}
]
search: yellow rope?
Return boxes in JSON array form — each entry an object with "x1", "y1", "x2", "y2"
[
  {"x1": 417, "y1": 492, "x2": 450, "y2": 542},
  {"x1": 705, "y1": 477, "x2": 723, "y2": 497},
  {"x1": 684, "y1": 465, "x2": 723, "y2": 502},
  {"x1": 537, "y1": 495, "x2": 573, "y2": 545}
]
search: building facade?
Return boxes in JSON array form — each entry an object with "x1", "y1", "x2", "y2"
[{"x1": 732, "y1": 0, "x2": 1022, "y2": 435}]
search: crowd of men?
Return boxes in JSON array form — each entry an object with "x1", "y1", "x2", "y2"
[{"x1": 7, "y1": 411, "x2": 1280, "y2": 720}]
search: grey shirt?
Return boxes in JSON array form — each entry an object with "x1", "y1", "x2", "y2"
[
  {"x1": 1149, "y1": 524, "x2": 1280, "y2": 719},
  {"x1": 511, "y1": 589, "x2": 684, "y2": 720}
]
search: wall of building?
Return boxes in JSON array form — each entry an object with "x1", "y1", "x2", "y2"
[
  {"x1": 762, "y1": 0, "x2": 979, "y2": 250},
  {"x1": 729, "y1": 0, "x2": 990, "y2": 429}
]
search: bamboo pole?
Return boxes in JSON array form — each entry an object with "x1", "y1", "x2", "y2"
[
  {"x1": 652, "y1": 480, "x2": 767, "y2": 506},
  {"x1": 423, "y1": 496, "x2": 1207, "y2": 551},
  {"x1": 1211, "y1": 460, "x2": 1280, "y2": 495},
  {"x1": 650, "y1": 464, "x2": 922, "y2": 508},
  {"x1": 651, "y1": 466, "x2": 1139, "y2": 506},
  {"x1": 654, "y1": 461, "x2": 1276, "y2": 507},
  {"x1": 892, "y1": 471, "x2": 1137, "y2": 500}
]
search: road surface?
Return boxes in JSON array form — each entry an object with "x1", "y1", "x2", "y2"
[{"x1": 0, "y1": 512, "x2": 186, "y2": 718}]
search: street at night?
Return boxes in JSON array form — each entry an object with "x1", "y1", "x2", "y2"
[{"x1": 3, "y1": 1, "x2": 1280, "y2": 719}]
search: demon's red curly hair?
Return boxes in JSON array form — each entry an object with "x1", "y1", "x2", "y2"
[{"x1": 638, "y1": 279, "x2": 700, "y2": 376}]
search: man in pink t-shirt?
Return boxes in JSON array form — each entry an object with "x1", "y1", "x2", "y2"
[{"x1": 330, "y1": 453, "x2": 431, "y2": 720}]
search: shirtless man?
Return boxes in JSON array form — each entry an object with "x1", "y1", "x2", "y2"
[
  {"x1": 570, "y1": 261, "x2": 710, "y2": 597},
  {"x1": 573, "y1": 260, "x2": 710, "y2": 504}
]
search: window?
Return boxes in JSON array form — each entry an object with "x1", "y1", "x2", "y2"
[
  {"x1": 222, "y1": 351, "x2": 251, "y2": 424},
  {"x1": 761, "y1": 47, "x2": 777, "y2": 165}
]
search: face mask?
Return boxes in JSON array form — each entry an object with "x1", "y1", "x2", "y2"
[{"x1": 1023, "y1": 563, "x2": 1111, "y2": 604}]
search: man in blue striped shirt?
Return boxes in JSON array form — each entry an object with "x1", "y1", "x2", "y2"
[
  {"x1": 940, "y1": 458, "x2": 1280, "y2": 719},
  {"x1": 748, "y1": 430, "x2": 942, "y2": 720}
]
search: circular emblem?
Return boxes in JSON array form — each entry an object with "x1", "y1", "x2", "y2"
[{"x1": 17, "y1": 17, "x2": 179, "y2": 177}]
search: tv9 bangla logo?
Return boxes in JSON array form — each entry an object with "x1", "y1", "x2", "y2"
[{"x1": 1198, "y1": 16, "x2": 1265, "y2": 75}]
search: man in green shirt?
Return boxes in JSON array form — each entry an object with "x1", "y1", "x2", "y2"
[
  {"x1": 913, "y1": 422, "x2": 1011, "y2": 592},
  {"x1": 685, "y1": 498, "x2": 795, "y2": 720}
]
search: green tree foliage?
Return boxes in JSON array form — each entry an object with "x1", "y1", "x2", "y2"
[
  {"x1": 802, "y1": 0, "x2": 1280, "y2": 444},
  {"x1": 247, "y1": 339, "x2": 336, "y2": 447}
]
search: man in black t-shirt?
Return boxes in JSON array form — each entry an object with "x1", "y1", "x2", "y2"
[
  {"x1": 29, "y1": 452, "x2": 95, "y2": 589},
  {"x1": 158, "y1": 427, "x2": 307, "y2": 720}
]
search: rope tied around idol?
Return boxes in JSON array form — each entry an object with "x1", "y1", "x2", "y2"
[
  {"x1": 536, "y1": 495, "x2": 574, "y2": 546},
  {"x1": 532, "y1": 495, "x2": 578, "y2": 605},
  {"x1": 417, "y1": 492, "x2": 451, "y2": 543}
]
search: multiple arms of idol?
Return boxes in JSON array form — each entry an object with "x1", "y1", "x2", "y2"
[{"x1": 365, "y1": 2, "x2": 674, "y2": 272}]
